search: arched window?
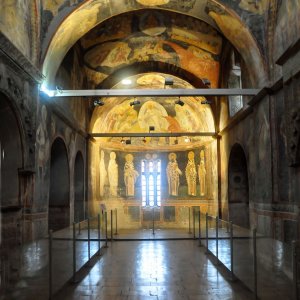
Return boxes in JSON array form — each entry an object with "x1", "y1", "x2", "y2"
[
  {"x1": 228, "y1": 51, "x2": 243, "y2": 117},
  {"x1": 141, "y1": 159, "x2": 161, "y2": 207}
]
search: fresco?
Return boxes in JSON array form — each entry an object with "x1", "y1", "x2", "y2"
[
  {"x1": 91, "y1": 73, "x2": 215, "y2": 151},
  {"x1": 0, "y1": 0, "x2": 31, "y2": 59},
  {"x1": 82, "y1": 10, "x2": 222, "y2": 88}
]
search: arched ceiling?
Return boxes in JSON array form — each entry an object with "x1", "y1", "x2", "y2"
[
  {"x1": 82, "y1": 10, "x2": 222, "y2": 89},
  {"x1": 42, "y1": 0, "x2": 268, "y2": 88},
  {"x1": 91, "y1": 73, "x2": 215, "y2": 152}
]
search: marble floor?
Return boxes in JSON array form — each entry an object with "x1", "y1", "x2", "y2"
[{"x1": 55, "y1": 240, "x2": 254, "y2": 300}]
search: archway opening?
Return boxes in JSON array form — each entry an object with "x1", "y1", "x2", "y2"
[
  {"x1": 0, "y1": 92, "x2": 23, "y2": 248},
  {"x1": 74, "y1": 152, "x2": 84, "y2": 222},
  {"x1": 49, "y1": 138, "x2": 70, "y2": 231},
  {"x1": 228, "y1": 144, "x2": 249, "y2": 228}
]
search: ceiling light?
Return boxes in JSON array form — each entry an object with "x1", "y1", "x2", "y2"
[
  {"x1": 122, "y1": 79, "x2": 132, "y2": 85},
  {"x1": 94, "y1": 99, "x2": 104, "y2": 106},
  {"x1": 130, "y1": 99, "x2": 140, "y2": 106},
  {"x1": 175, "y1": 98, "x2": 184, "y2": 106},
  {"x1": 201, "y1": 99, "x2": 212, "y2": 105},
  {"x1": 164, "y1": 77, "x2": 174, "y2": 86}
]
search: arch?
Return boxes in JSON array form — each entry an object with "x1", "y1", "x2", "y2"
[
  {"x1": 228, "y1": 143, "x2": 249, "y2": 228},
  {"x1": 0, "y1": 92, "x2": 23, "y2": 248},
  {"x1": 49, "y1": 137, "x2": 70, "y2": 230},
  {"x1": 74, "y1": 151, "x2": 85, "y2": 222},
  {"x1": 41, "y1": 2, "x2": 266, "y2": 88}
]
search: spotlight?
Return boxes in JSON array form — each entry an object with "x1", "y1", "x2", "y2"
[
  {"x1": 149, "y1": 126, "x2": 155, "y2": 131},
  {"x1": 56, "y1": 85, "x2": 63, "y2": 93},
  {"x1": 184, "y1": 137, "x2": 190, "y2": 143},
  {"x1": 94, "y1": 99, "x2": 104, "y2": 106},
  {"x1": 175, "y1": 98, "x2": 184, "y2": 106},
  {"x1": 201, "y1": 99, "x2": 212, "y2": 105},
  {"x1": 174, "y1": 138, "x2": 178, "y2": 145},
  {"x1": 130, "y1": 100, "x2": 140, "y2": 106},
  {"x1": 202, "y1": 78, "x2": 211, "y2": 87},
  {"x1": 164, "y1": 77, "x2": 174, "y2": 86},
  {"x1": 121, "y1": 138, "x2": 125, "y2": 144},
  {"x1": 125, "y1": 139, "x2": 131, "y2": 145}
]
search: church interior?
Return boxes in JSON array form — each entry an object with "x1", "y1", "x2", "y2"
[{"x1": 0, "y1": 0, "x2": 300, "y2": 299}]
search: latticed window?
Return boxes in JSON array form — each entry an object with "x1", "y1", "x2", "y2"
[{"x1": 141, "y1": 159, "x2": 161, "y2": 207}]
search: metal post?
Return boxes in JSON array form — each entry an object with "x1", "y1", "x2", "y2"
[
  {"x1": 78, "y1": 222, "x2": 81, "y2": 235},
  {"x1": 198, "y1": 210, "x2": 201, "y2": 247},
  {"x1": 104, "y1": 211, "x2": 108, "y2": 248},
  {"x1": 97, "y1": 214, "x2": 101, "y2": 256},
  {"x1": 216, "y1": 217, "x2": 219, "y2": 262},
  {"x1": 188, "y1": 207, "x2": 191, "y2": 234},
  {"x1": 110, "y1": 210, "x2": 113, "y2": 241},
  {"x1": 205, "y1": 213, "x2": 208, "y2": 254},
  {"x1": 193, "y1": 207, "x2": 195, "y2": 239},
  {"x1": 152, "y1": 207, "x2": 155, "y2": 235},
  {"x1": 114, "y1": 208, "x2": 118, "y2": 235},
  {"x1": 72, "y1": 222, "x2": 76, "y2": 282},
  {"x1": 88, "y1": 218, "x2": 91, "y2": 260},
  {"x1": 253, "y1": 228, "x2": 257, "y2": 299},
  {"x1": 48, "y1": 230, "x2": 53, "y2": 299},
  {"x1": 293, "y1": 241, "x2": 298, "y2": 300},
  {"x1": 230, "y1": 221, "x2": 234, "y2": 280}
]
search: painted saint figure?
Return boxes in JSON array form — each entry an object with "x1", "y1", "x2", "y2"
[
  {"x1": 166, "y1": 153, "x2": 182, "y2": 196},
  {"x1": 108, "y1": 151, "x2": 118, "y2": 196},
  {"x1": 124, "y1": 154, "x2": 139, "y2": 196},
  {"x1": 99, "y1": 150, "x2": 107, "y2": 197},
  {"x1": 185, "y1": 151, "x2": 197, "y2": 196},
  {"x1": 198, "y1": 150, "x2": 206, "y2": 196}
]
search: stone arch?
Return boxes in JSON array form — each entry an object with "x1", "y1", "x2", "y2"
[
  {"x1": 228, "y1": 143, "x2": 249, "y2": 228},
  {"x1": 49, "y1": 137, "x2": 70, "y2": 231},
  {"x1": 0, "y1": 91, "x2": 24, "y2": 248},
  {"x1": 41, "y1": 2, "x2": 266, "y2": 88},
  {"x1": 74, "y1": 151, "x2": 85, "y2": 222}
]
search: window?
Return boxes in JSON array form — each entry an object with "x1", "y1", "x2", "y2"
[
  {"x1": 228, "y1": 51, "x2": 243, "y2": 117},
  {"x1": 141, "y1": 159, "x2": 161, "y2": 207}
]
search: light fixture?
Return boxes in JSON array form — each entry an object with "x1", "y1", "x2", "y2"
[
  {"x1": 40, "y1": 83, "x2": 55, "y2": 97},
  {"x1": 174, "y1": 138, "x2": 178, "y2": 145},
  {"x1": 184, "y1": 136, "x2": 190, "y2": 143},
  {"x1": 122, "y1": 79, "x2": 132, "y2": 85},
  {"x1": 94, "y1": 99, "x2": 104, "y2": 106},
  {"x1": 56, "y1": 85, "x2": 63, "y2": 94},
  {"x1": 201, "y1": 99, "x2": 212, "y2": 105},
  {"x1": 175, "y1": 97, "x2": 184, "y2": 106},
  {"x1": 121, "y1": 138, "x2": 125, "y2": 144},
  {"x1": 164, "y1": 77, "x2": 174, "y2": 87},
  {"x1": 142, "y1": 137, "x2": 147, "y2": 143},
  {"x1": 202, "y1": 78, "x2": 211, "y2": 87},
  {"x1": 130, "y1": 98, "x2": 140, "y2": 106},
  {"x1": 125, "y1": 139, "x2": 131, "y2": 145},
  {"x1": 149, "y1": 126, "x2": 155, "y2": 132}
]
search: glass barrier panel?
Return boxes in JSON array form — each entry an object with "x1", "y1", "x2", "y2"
[
  {"x1": 51, "y1": 238, "x2": 73, "y2": 295},
  {"x1": 256, "y1": 235, "x2": 293, "y2": 299},
  {"x1": 207, "y1": 216, "x2": 217, "y2": 256},
  {"x1": 232, "y1": 224, "x2": 255, "y2": 293},
  {"x1": 217, "y1": 219, "x2": 231, "y2": 271}
]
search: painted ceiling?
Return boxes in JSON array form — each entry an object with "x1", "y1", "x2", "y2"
[
  {"x1": 91, "y1": 73, "x2": 215, "y2": 151},
  {"x1": 81, "y1": 10, "x2": 222, "y2": 89}
]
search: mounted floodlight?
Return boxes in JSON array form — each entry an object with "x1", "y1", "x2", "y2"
[
  {"x1": 149, "y1": 126, "x2": 155, "y2": 131},
  {"x1": 175, "y1": 98, "x2": 184, "y2": 106},
  {"x1": 122, "y1": 79, "x2": 132, "y2": 85},
  {"x1": 94, "y1": 99, "x2": 104, "y2": 106},
  {"x1": 202, "y1": 78, "x2": 211, "y2": 87},
  {"x1": 201, "y1": 99, "x2": 212, "y2": 105},
  {"x1": 125, "y1": 139, "x2": 131, "y2": 145},
  {"x1": 184, "y1": 137, "x2": 191, "y2": 143},
  {"x1": 121, "y1": 138, "x2": 125, "y2": 144},
  {"x1": 130, "y1": 99, "x2": 140, "y2": 106},
  {"x1": 40, "y1": 83, "x2": 55, "y2": 97},
  {"x1": 56, "y1": 85, "x2": 63, "y2": 94},
  {"x1": 164, "y1": 77, "x2": 174, "y2": 86},
  {"x1": 174, "y1": 138, "x2": 179, "y2": 145}
]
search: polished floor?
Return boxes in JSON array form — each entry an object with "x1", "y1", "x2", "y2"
[{"x1": 55, "y1": 240, "x2": 254, "y2": 300}]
